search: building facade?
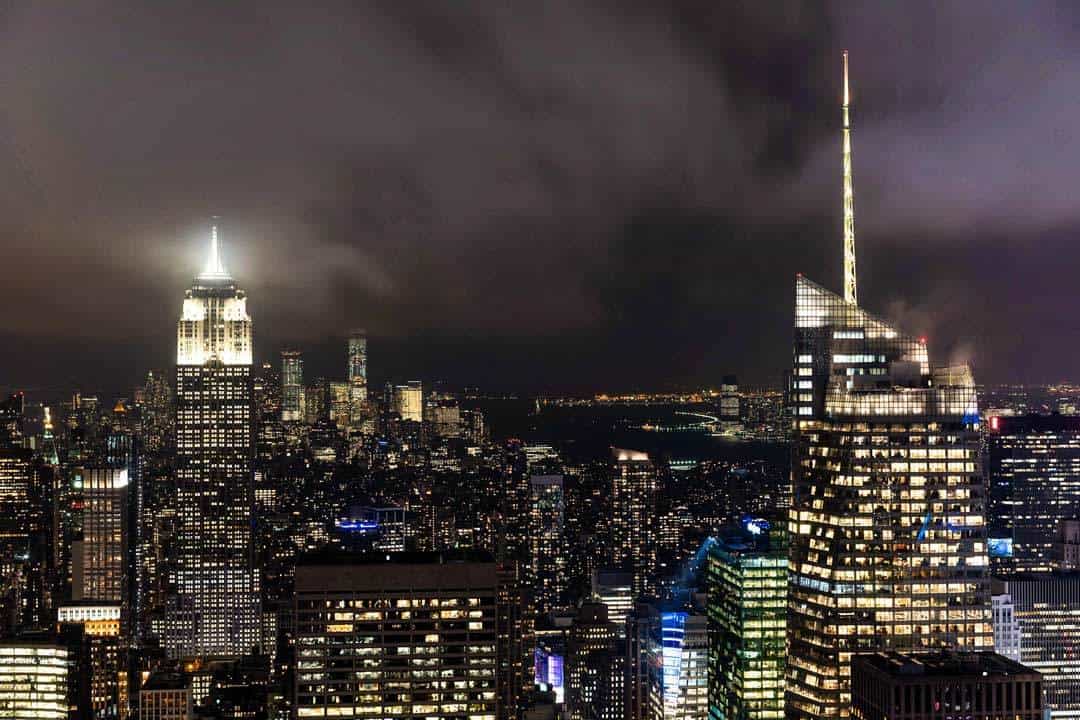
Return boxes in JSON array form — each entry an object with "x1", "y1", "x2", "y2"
[
  {"x1": 71, "y1": 467, "x2": 128, "y2": 604},
  {"x1": 850, "y1": 652, "x2": 1042, "y2": 720},
  {"x1": 167, "y1": 225, "x2": 259, "y2": 659},
  {"x1": 987, "y1": 415, "x2": 1080, "y2": 574},
  {"x1": 708, "y1": 525, "x2": 787, "y2": 720},
  {"x1": 280, "y1": 350, "x2": 304, "y2": 423},
  {"x1": 347, "y1": 331, "x2": 368, "y2": 426},
  {"x1": 294, "y1": 550, "x2": 502, "y2": 719},
  {"x1": 787, "y1": 276, "x2": 992, "y2": 720},
  {"x1": 528, "y1": 474, "x2": 567, "y2": 614},
  {"x1": 999, "y1": 574, "x2": 1080, "y2": 718},
  {"x1": 0, "y1": 640, "x2": 77, "y2": 719},
  {"x1": 652, "y1": 609, "x2": 709, "y2": 720},
  {"x1": 566, "y1": 602, "x2": 625, "y2": 720},
  {"x1": 610, "y1": 449, "x2": 657, "y2": 599}
]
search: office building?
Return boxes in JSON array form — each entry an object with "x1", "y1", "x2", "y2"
[
  {"x1": 987, "y1": 414, "x2": 1080, "y2": 574},
  {"x1": 850, "y1": 652, "x2": 1042, "y2": 720},
  {"x1": 139, "y1": 673, "x2": 192, "y2": 720},
  {"x1": 294, "y1": 550, "x2": 502, "y2": 718},
  {"x1": 707, "y1": 522, "x2": 786, "y2": 720},
  {"x1": 394, "y1": 381, "x2": 424, "y2": 423},
  {"x1": 787, "y1": 53, "x2": 991, "y2": 720},
  {"x1": 168, "y1": 224, "x2": 259, "y2": 658},
  {"x1": 0, "y1": 639, "x2": 78, "y2": 719},
  {"x1": 280, "y1": 350, "x2": 304, "y2": 423},
  {"x1": 998, "y1": 574, "x2": 1080, "y2": 717},
  {"x1": 651, "y1": 609, "x2": 709, "y2": 720},
  {"x1": 347, "y1": 330, "x2": 368, "y2": 424},
  {"x1": 528, "y1": 474, "x2": 567, "y2": 614},
  {"x1": 611, "y1": 449, "x2": 657, "y2": 598},
  {"x1": 71, "y1": 467, "x2": 128, "y2": 604},
  {"x1": 565, "y1": 602, "x2": 625, "y2": 720}
]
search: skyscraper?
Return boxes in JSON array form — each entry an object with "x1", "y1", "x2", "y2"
[
  {"x1": 280, "y1": 350, "x2": 303, "y2": 423},
  {"x1": 394, "y1": 380, "x2": 424, "y2": 423},
  {"x1": 566, "y1": 601, "x2": 626, "y2": 720},
  {"x1": 347, "y1": 330, "x2": 368, "y2": 427},
  {"x1": 707, "y1": 523, "x2": 787, "y2": 720},
  {"x1": 998, "y1": 574, "x2": 1080, "y2": 717},
  {"x1": 610, "y1": 449, "x2": 657, "y2": 599},
  {"x1": 71, "y1": 467, "x2": 128, "y2": 605},
  {"x1": 528, "y1": 474, "x2": 567, "y2": 614},
  {"x1": 168, "y1": 224, "x2": 259, "y2": 659},
  {"x1": 651, "y1": 609, "x2": 709, "y2": 720},
  {"x1": 786, "y1": 54, "x2": 991, "y2": 720},
  {"x1": 987, "y1": 414, "x2": 1080, "y2": 574}
]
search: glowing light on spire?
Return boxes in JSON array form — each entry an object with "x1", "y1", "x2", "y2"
[
  {"x1": 199, "y1": 222, "x2": 230, "y2": 280},
  {"x1": 842, "y1": 50, "x2": 857, "y2": 305}
]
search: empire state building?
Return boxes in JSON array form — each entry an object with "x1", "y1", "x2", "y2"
[{"x1": 166, "y1": 224, "x2": 259, "y2": 658}]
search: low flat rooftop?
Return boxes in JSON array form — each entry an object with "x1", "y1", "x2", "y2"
[{"x1": 855, "y1": 652, "x2": 1040, "y2": 680}]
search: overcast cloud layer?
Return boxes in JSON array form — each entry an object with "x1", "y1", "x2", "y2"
[{"x1": 1, "y1": 1, "x2": 1077, "y2": 394}]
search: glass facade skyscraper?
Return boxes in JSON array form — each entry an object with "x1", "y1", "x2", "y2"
[
  {"x1": 166, "y1": 225, "x2": 259, "y2": 659},
  {"x1": 787, "y1": 276, "x2": 992, "y2": 719},
  {"x1": 707, "y1": 524, "x2": 787, "y2": 720}
]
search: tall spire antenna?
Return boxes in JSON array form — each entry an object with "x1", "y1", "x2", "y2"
[
  {"x1": 842, "y1": 50, "x2": 857, "y2": 304},
  {"x1": 199, "y1": 217, "x2": 230, "y2": 280}
]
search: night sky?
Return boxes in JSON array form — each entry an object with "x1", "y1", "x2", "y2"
[{"x1": 1, "y1": 1, "x2": 1078, "y2": 396}]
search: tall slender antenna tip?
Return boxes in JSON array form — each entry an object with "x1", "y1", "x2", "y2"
[{"x1": 842, "y1": 50, "x2": 850, "y2": 107}]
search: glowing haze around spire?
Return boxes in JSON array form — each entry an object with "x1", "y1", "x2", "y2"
[{"x1": 842, "y1": 50, "x2": 857, "y2": 305}]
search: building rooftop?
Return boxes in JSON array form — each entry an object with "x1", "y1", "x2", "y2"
[
  {"x1": 989, "y1": 413, "x2": 1080, "y2": 434},
  {"x1": 297, "y1": 549, "x2": 494, "y2": 567},
  {"x1": 142, "y1": 673, "x2": 189, "y2": 692},
  {"x1": 295, "y1": 549, "x2": 498, "y2": 593},
  {"x1": 855, "y1": 652, "x2": 1040, "y2": 680}
]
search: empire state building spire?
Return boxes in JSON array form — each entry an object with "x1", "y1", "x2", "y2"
[
  {"x1": 199, "y1": 222, "x2": 230, "y2": 280},
  {"x1": 842, "y1": 50, "x2": 857, "y2": 305}
]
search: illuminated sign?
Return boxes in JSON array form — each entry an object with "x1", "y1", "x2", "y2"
[
  {"x1": 742, "y1": 516, "x2": 771, "y2": 536},
  {"x1": 988, "y1": 537, "x2": 1013, "y2": 558}
]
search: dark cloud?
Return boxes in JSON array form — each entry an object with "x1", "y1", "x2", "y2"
[{"x1": 0, "y1": 1, "x2": 1075, "y2": 395}]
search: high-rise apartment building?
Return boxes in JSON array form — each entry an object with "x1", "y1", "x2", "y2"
[
  {"x1": 528, "y1": 475, "x2": 567, "y2": 614},
  {"x1": 280, "y1": 350, "x2": 304, "y2": 423},
  {"x1": 294, "y1": 550, "x2": 503, "y2": 719},
  {"x1": 168, "y1": 224, "x2": 259, "y2": 659},
  {"x1": 610, "y1": 449, "x2": 657, "y2": 599},
  {"x1": 787, "y1": 53, "x2": 991, "y2": 720},
  {"x1": 347, "y1": 330, "x2": 368, "y2": 426},
  {"x1": 708, "y1": 523, "x2": 787, "y2": 720},
  {"x1": 987, "y1": 415, "x2": 1080, "y2": 574},
  {"x1": 71, "y1": 467, "x2": 128, "y2": 605}
]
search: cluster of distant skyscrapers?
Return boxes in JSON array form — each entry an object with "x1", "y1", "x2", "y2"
[{"x1": 1, "y1": 50, "x2": 1079, "y2": 720}]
